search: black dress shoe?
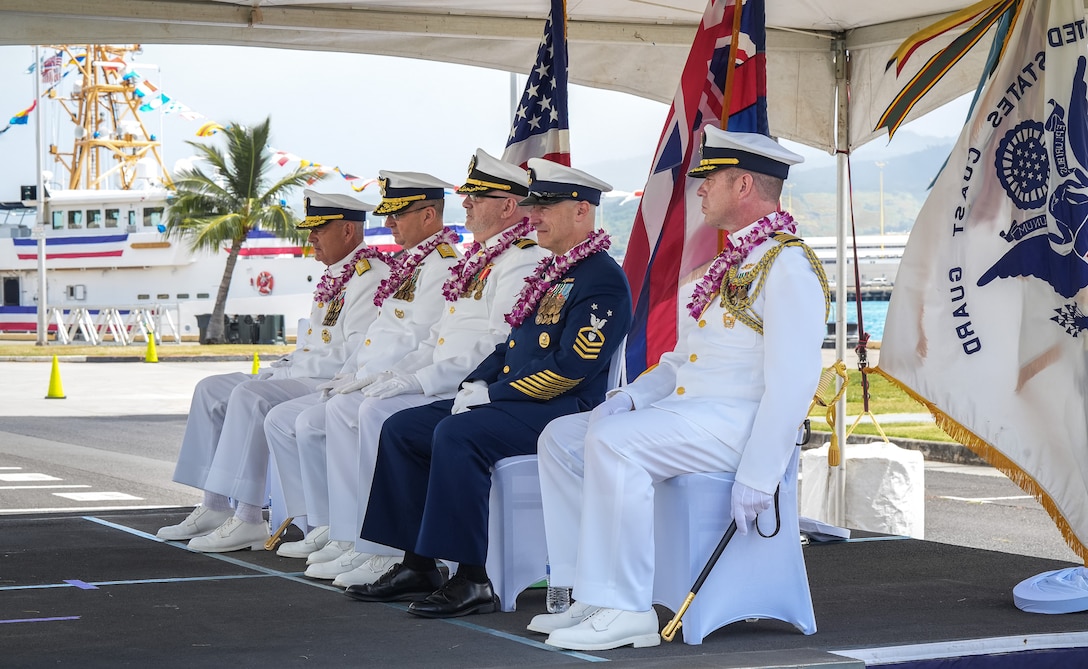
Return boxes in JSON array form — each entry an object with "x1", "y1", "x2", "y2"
[
  {"x1": 406, "y1": 573, "x2": 499, "y2": 618},
  {"x1": 344, "y1": 563, "x2": 447, "y2": 602}
]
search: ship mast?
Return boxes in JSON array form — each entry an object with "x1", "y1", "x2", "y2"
[{"x1": 46, "y1": 45, "x2": 173, "y2": 191}]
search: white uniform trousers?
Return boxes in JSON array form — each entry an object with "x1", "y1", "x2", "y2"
[
  {"x1": 265, "y1": 392, "x2": 325, "y2": 526},
  {"x1": 198, "y1": 376, "x2": 321, "y2": 508},
  {"x1": 173, "y1": 372, "x2": 252, "y2": 492},
  {"x1": 538, "y1": 408, "x2": 742, "y2": 612},
  {"x1": 323, "y1": 392, "x2": 431, "y2": 554}
]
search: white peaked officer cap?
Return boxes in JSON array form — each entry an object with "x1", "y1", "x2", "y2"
[
  {"x1": 374, "y1": 170, "x2": 455, "y2": 216},
  {"x1": 688, "y1": 126, "x2": 804, "y2": 180},
  {"x1": 297, "y1": 189, "x2": 375, "y2": 229},
  {"x1": 519, "y1": 158, "x2": 613, "y2": 206},
  {"x1": 459, "y1": 149, "x2": 531, "y2": 197}
]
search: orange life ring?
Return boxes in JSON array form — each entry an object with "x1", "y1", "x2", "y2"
[{"x1": 255, "y1": 271, "x2": 274, "y2": 295}]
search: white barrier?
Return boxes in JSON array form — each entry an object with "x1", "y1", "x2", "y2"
[{"x1": 48, "y1": 304, "x2": 181, "y2": 346}]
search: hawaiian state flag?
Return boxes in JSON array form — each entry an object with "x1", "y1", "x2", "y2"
[
  {"x1": 622, "y1": 0, "x2": 767, "y2": 376},
  {"x1": 502, "y1": 0, "x2": 570, "y2": 168},
  {"x1": 878, "y1": 0, "x2": 1088, "y2": 560}
]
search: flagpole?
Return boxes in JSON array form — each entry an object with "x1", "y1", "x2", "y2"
[
  {"x1": 33, "y1": 45, "x2": 48, "y2": 347},
  {"x1": 717, "y1": 0, "x2": 744, "y2": 254},
  {"x1": 720, "y1": 0, "x2": 744, "y2": 128}
]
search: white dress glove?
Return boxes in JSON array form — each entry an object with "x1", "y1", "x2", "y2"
[
  {"x1": 269, "y1": 356, "x2": 292, "y2": 369},
  {"x1": 316, "y1": 372, "x2": 353, "y2": 400},
  {"x1": 365, "y1": 373, "x2": 423, "y2": 399},
  {"x1": 730, "y1": 481, "x2": 774, "y2": 536},
  {"x1": 451, "y1": 380, "x2": 490, "y2": 415},
  {"x1": 337, "y1": 370, "x2": 394, "y2": 396},
  {"x1": 588, "y1": 392, "x2": 633, "y2": 425}
]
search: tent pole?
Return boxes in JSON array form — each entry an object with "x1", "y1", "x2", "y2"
[{"x1": 831, "y1": 35, "x2": 849, "y2": 527}]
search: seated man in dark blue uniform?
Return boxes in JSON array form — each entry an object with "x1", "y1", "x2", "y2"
[{"x1": 346, "y1": 159, "x2": 633, "y2": 618}]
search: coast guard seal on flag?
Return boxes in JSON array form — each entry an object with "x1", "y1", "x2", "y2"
[{"x1": 879, "y1": 0, "x2": 1088, "y2": 562}]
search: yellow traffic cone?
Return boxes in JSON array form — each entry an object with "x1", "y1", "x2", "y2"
[
  {"x1": 45, "y1": 355, "x2": 66, "y2": 399},
  {"x1": 251, "y1": 352, "x2": 261, "y2": 375},
  {"x1": 145, "y1": 333, "x2": 159, "y2": 363}
]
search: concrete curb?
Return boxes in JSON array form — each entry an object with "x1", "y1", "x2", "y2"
[{"x1": 808, "y1": 430, "x2": 986, "y2": 466}]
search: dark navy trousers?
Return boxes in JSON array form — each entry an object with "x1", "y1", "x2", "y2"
[{"x1": 360, "y1": 399, "x2": 540, "y2": 566}]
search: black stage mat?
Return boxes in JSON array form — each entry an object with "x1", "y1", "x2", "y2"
[{"x1": 2, "y1": 509, "x2": 1086, "y2": 668}]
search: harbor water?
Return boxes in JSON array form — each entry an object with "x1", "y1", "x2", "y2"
[{"x1": 829, "y1": 300, "x2": 888, "y2": 342}]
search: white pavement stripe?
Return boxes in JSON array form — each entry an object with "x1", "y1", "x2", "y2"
[
  {"x1": 0, "y1": 504, "x2": 176, "y2": 514},
  {"x1": 0, "y1": 473, "x2": 62, "y2": 482},
  {"x1": 0, "y1": 467, "x2": 23, "y2": 470},
  {"x1": 939, "y1": 495, "x2": 1033, "y2": 504},
  {"x1": 0, "y1": 484, "x2": 91, "y2": 490},
  {"x1": 52, "y1": 492, "x2": 143, "y2": 502}
]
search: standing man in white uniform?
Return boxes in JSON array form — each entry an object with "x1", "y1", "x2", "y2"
[
  {"x1": 308, "y1": 150, "x2": 548, "y2": 586},
  {"x1": 263, "y1": 170, "x2": 463, "y2": 572},
  {"x1": 532, "y1": 129, "x2": 830, "y2": 650},
  {"x1": 157, "y1": 191, "x2": 390, "y2": 551}
]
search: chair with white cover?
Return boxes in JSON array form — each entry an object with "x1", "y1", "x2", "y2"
[
  {"x1": 485, "y1": 339, "x2": 628, "y2": 612},
  {"x1": 486, "y1": 454, "x2": 548, "y2": 612},
  {"x1": 651, "y1": 445, "x2": 816, "y2": 645}
]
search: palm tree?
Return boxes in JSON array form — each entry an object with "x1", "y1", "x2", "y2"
[{"x1": 164, "y1": 117, "x2": 324, "y2": 343}]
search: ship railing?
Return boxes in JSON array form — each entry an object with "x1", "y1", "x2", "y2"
[{"x1": 49, "y1": 304, "x2": 182, "y2": 346}]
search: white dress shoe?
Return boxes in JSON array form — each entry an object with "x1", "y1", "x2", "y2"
[
  {"x1": 305, "y1": 539, "x2": 353, "y2": 566},
  {"x1": 332, "y1": 555, "x2": 401, "y2": 588},
  {"x1": 304, "y1": 549, "x2": 373, "y2": 580},
  {"x1": 187, "y1": 517, "x2": 270, "y2": 553},
  {"x1": 156, "y1": 506, "x2": 233, "y2": 541},
  {"x1": 277, "y1": 525, "x2": 330, "y2": 559},
  {"x1": 545, "y1": 608, "x2": 660, "y2": 651},
  {"x1": 527, "y1": 600, "x2": 600, "y2": 634}
]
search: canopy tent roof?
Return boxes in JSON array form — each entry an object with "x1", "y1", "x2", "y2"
[{"x1": 0, "y1": 0, "x2": 1007, "y2": 152}]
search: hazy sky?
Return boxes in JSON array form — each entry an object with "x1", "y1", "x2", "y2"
[{"x1": 0, "y1": 43, "x2": 970, "y2": 202}]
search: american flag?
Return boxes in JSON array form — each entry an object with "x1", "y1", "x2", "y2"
[
  {"x1": 622, "y1": 0, "x2": 768, "y2": 376},
  {"x1": 41, "y1": 52, "x2": 62, "y2": 84},
  {"x1": 502, "y1": 0, "x2": 570, "y2": 168}
]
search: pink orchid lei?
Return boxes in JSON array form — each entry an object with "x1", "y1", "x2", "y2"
[
  {"x1": 505, "y1": 228, "x2": 611, "y2": 328},
  {"x1": 442, "y1": 219, "x2": 535, "y2": 302},
  {"x1": 686, "y1": 211, "x2": 797, "y2": 319},
  {"x1": 314, "y1": 245, "x2": 390, "y2": 304},
  {"x1": 373, "y1": 226, "x2": 461, "y2": 307}
]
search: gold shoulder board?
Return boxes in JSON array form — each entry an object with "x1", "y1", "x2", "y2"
[
  {"x1": 514, "y1": 238, "x2": 538, "y2": 249},
  {"x1": 436, "y1": 243, "x2": 457, "y2": 258},
  {"x1": 355, "y1": 258, "x2": 372, "y2": 275},
  {"x1": 772, "y1": 231, "x2": 802, "y2": 245}
]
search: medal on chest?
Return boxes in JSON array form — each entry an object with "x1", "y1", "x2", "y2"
[
  {"x1": 462, "y1": 264, "x2": 493, "y2": 301},
  {"x1": 322, "y1": 292, "x2": 346, "y2": 327},
  {"x1": 392, "y1": 267, "x2": 421, "y2": 303},
  {"x1": 535, "y1": 281, "x2": 573, "y2": 326}
]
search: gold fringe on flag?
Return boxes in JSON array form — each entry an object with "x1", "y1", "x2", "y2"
[{"x1": 873, "y1": 366, "x2": 1088, "y2": 565}]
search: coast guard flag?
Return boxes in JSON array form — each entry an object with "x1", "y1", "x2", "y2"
[
  {"x1": 878, "y1": 0, "x2": 1088, "y2": 560},
  {"x1": 622, "y1": 0, "x2": 767, "y2": 375},
  {"x1": 502, "y1": 0, "x2": 570, "y2": 168}
]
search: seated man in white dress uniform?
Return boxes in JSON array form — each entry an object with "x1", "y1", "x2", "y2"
[
  {"x1": 532, "y1": 128, "x2": 830, "y2": 650},
  {"x1": 156, "y1": 191, "x2": 391, "y2": 551},
  {"x1": 260, "y1": 170, "x2": 465, "y2": 572},
  {"x1": 267, "y1": 150, "x2": 548, "y2": 585}
]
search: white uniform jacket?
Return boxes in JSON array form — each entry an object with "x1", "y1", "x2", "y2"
[
  {"x1": 620, "y1": 229, "x2": 827, "y2": 494},
  {"x1": 272, "y1": 242, "x2": 390, "y2": 382},
  {"x1": 391, "y1": 237, "x2": 548, "y2": 398},
  {"x1": 352, "y1": 231, "x2": 462, "y2": 379}
]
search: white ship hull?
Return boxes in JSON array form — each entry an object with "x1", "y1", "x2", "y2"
[{"x1": 0, "y1": 189, "x2": 465, "y2": 341}]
